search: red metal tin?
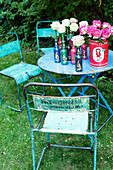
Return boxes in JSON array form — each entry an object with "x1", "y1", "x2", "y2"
[{"x1": 89, "y1": 39, "x2": 108, "y2": 67}]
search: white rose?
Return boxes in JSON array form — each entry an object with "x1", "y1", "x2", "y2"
[
  {"x1": 70, "y1": 18, "x2": 78, "y2": 23},
  {"x1": 62, "y1": 19, "x2": 70, "y2": 27},
  {"x1": 79, "y1": 21, "x2": 88, "y2": 27},
  {"x1": 50, "y1": 21, "x2": 60, "y2": 30},
  {"x1": 70, "y1": 23, "x2": 78, "y2": 32}
]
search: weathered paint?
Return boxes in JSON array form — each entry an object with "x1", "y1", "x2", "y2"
[{"x1": 33, "y1": 95, "x2": 89, "y2": 112}]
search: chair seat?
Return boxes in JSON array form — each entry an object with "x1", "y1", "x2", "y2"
[
  {"x1": 0, "y1": 62, "x2": 42, "y2": 84},
  {"x1": 40, "y1": 47, "x2": 54, "y2": 54},
  {"x1": 41, "y1": 111, "x2": 89, "y2": 134}
]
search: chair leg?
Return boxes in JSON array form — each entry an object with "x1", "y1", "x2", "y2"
[
  {"x1": 93, "y1": 133, "x2": 97, "y2": 170},
  {"x1": 31, "y1": 129, "x2": 36, "y2": 170},
  {"x1": 47, "y1": 133, "x2": 50, "y2": 149},
  {"x1": 0, "y1": 90, "x2": 2, "y2": 104},
  {"x1": 90, "y1": 136, "x2": 94, "y2": 153},
  {"x1": 0, "y1": 82, "x2": 22, "y2": 112},
  {"x1": 42, "y1": 73, "x2": 45, "y2": 95},
  {"x1": 17, "y1": 84, "x2": 22, "y2": 111}
]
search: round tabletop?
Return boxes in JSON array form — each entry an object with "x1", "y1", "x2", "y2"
[{"x1": 38, "y1": 48, "x2": 113, "y2": 75}]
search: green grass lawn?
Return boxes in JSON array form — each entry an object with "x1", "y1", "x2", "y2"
[{"x1": 0, "y1": 50, "x2": 113, "y2": 170}]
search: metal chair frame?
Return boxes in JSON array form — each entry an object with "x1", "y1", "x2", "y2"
[
  {"x1": 36, "y1": 20, "x2": 59, "y2": 60},
  {"x1": 36, "y1": 20, "x2": 72, "y2": 82},
  {"x1": 24, "y1": 82, "x2": 99, "y2": 170},
  {"x1": 0, "y1": 32, "x2": 44, "y2": 112}
]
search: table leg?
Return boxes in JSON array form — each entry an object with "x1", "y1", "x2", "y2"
[
  {"x1": 81, "y1": 73, "x2": 100, "y2": 95},
  {"x1": 87, "y1": 75, "x2": 113, "y2": 114},
  {"x1": 87, "y1": 75, "x2": 113, "y2": 131},
  {"x1": 45, "y1": 71, "x2": 66, "y2": 97},
  {"x1": 67, "y1": 75, "x2": 87, "y2": 97}
]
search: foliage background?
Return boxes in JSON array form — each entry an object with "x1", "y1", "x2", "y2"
[{"x1": 0, "y1": 0, "x2": 113, "y2": 48}]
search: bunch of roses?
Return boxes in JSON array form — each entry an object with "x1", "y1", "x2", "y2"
[
  {"x1": 50, "y1": 19, "x2": 85, "y2": 46},
  {"x1": 79, "y1": 20, "x2": 113, "y2": 40},
  {"x1": 50, "y1": 18, "x2": 79, "y2": 35}
]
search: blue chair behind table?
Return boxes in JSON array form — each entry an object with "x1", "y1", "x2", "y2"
[
  {"x1": 24, "y1": 82, "x2": 99, "y2": 170},
  {"x1": 36, "y1": 20, "x2": 59, "y2": 60},
  {"x1": 36, "y1": 20, "x2": 71, "y2": 81},
  {"x1": 0, "y1": 32, "x2": 44, "y2": 112}
]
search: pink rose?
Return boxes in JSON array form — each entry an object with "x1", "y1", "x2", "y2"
[
  {"x1": 93, "y1": 29, "x2": 101, "y2": 39},
  {"x1": 87, "y1": 25, "x2": 96, "y2": 37},
  {"x1": 110, "y1": 26, "x2": 113, "y2": 34},
  {"x1": 92, "y1": 20, "x2": 101, "y2": 28},
  {"x1": 79, "y1": 25, "x2": 87, "y2": 35},
  {"x1": 101, "y1": 28, "x2": 111, "y2": 40},
  {"x1": 102, "y1": 22, "x2": 111, "y2": 28}
]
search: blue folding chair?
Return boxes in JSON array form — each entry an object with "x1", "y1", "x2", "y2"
[
  {"x1": 0, "y1": 32, "x2": 44, "y2": 112},
  {"x1": 36, "y1": 20, "x2": 72, "y2": 81},
  {"x1": 24, "y1": 82, "x2": 99, "y2": 170},
  {"x1": 36, "y1": 20, "x2": 59, "y2": 60}
]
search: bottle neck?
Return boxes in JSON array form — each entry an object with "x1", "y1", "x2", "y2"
[
  {"x1": 62, "y1": 40, "x2": 65, "y2": 48},
  {"x1": 58, "y1": 37, "x2": 62, "y2": 46},
  {"x1": 72, "y1": 42, "x2": 75, "y2": 49},
  {"x1": 77, "y1": 47, "x2": 80, "y2": 54},
  {"x1": 55, "y1": 39, "x2": 58, "y2": 46},
  {"x1": 76, "y1": 47, "x2": 81, "y2": 58}
]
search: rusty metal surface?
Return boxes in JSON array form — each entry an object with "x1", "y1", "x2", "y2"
[{"x1": 38, "y1": 48, "x2": 113, "y2": 75}]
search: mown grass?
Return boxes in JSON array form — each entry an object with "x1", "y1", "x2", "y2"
[{"x1": 0, "y1": 50, "x2": 113, "y2": 170}]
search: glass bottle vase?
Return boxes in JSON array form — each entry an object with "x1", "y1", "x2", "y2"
[
  {"x1": 54, "y1": 39, "x2": 60, "y2": 63},
  {"x1": 75, "y1": 47, "x2": 83, "y2": 72},
  {"x1": 71, "y1": 43, "x2": 76, "y2": 65},
  {"x1": 66, "y1": 40, "x2": 71, "y2": 61},
  {"x1": 81, "y1": 42, "x2": 87, "y2": 59},
  {"x1": 61, "y1": 40, "x2": 68, "y2": 65}
]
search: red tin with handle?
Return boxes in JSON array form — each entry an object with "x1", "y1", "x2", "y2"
[{"x1": 89, "y1": 39, "x2": 108, "y2": 67}]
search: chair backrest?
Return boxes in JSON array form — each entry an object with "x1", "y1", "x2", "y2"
[
  {"x1": 36, "y1": 21, "x2": 59, "y2": 59},
  {"x1": 33, "y1": 95, "x2": 89, "y2": 112},
  {"x1": 24, "y1": 82, "x2": 99, "y2": 132},
  {"x1": 0, "y1": 32, "x2": 23, "y2": 61}
]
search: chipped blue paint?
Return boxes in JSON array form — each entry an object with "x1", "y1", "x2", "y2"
[{"x1": 0, "y1": 32, "x2": 43, "y2": 111}]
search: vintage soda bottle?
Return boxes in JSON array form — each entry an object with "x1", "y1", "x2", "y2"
[
  {"x1": 75, "y1": 47, "x2": 82, "y2": 72},
  {"x1": 81, "y1": 42, "x2": 87, "y2": 59},
  {"x1": 66, "y1": 40, "x2": 71, "y2": 61},
  {"x1": 58, "y1": 36, "x2": 62, "y2": 58},
  {"x1": 58, "y1": 36, "x2": 62, "y2": 50},
  {"x1": 54, "y1": 39, "x2": 60, "y2": 63},
  {"x1": 61, "y1": 40, "x2": 68, "y2": 65},
  {"x1": 71, "y1": 43, "x2": 76, "y2": 65}
]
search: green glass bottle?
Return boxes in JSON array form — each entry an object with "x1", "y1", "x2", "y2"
[{"x1": 61, "y1": 40, "x2": 68, "y2": 65}]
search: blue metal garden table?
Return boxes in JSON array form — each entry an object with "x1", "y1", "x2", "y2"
[{"x1": 38, "y1": 48, "x2": 113, "y2": 131}]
